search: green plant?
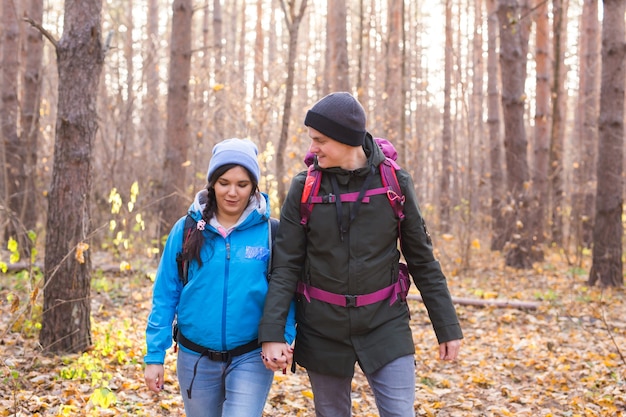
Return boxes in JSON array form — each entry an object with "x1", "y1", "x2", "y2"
[
  {"x1": 103, "y1": 181, "x2": 151, "y2": 258},
  {"x1": 58, "y1": 318, "x2": 138, "y2": 412},
  {"x1": 533, "y1": 289, "x2": 558, "y2": 301}
]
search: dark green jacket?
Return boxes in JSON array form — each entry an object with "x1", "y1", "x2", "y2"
[{"x1": 259, "y1": 134, "x2": 463, "y2": 377}]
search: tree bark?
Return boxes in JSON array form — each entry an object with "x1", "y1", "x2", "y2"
[
  {"x1": 384, "y1": 0, "x2": 404, "y2": 153},
  {"x1": 573, "y1": 0, "x2": 600, "y2": 251},
  {"x1": 144, "y1": 0, "x2": 161, "y2": 159},
  {"x1": 439, "y1": 0, "x2": 453, "y2": 233},
  {"x1": 2, "y1": 0, "x2": 28, "y2": 255},
  {"x1": 40, "y1": 0, "x2": 104, "y2": 354},
  {"x1": 326, "y1": 0, "x2": 349, "y2": 92},
  {"x1": 548, "y1": 0, "x2": 568, "y2": 246},
  {"x1": 531, "y1": 0, "x2": 550, "y2": 247},
  {"x1": 253, "y1": 0, "x2": 264, "y2": 101},
  {"x1": 159, "y1": 0, "x2": 193, "y2": 231},
  {"x1": 497, "y1": 0, "x2": 535, "y2": 268},
  {"x1": 588, "y1": 0, "x2": 625, "y2": 288},
  {"x1": 276, "y1": 0, "x2": 308, "y2": 206},
  {"x1": 21, "y1": 0, "x2": 44, "y2": 239},
  {"x1": 212, "y1": 0, "x2": 225, "y2": 139},
  {"x1": 486, "y1": 0, "x2": 506, "y2": 251}
]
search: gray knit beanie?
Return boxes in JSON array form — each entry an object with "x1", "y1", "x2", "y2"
[
  {"x1": 304, "y1": 92, "x2": 367, "y2": 147},
  {"x1": 206, "y1": 138, "x2": 260, "y2": 183}
]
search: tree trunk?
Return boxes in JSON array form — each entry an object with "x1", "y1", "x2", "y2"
[
  {"x1": 384, "y1": 0, "x2": 404, "y2": 152},
  {"x1": 486, "y1": 0, "x2": 506, "y2": 251},
  {"x1": 531, "y1": 0, "x2": 550, "y2": 247},
  {"x1": 497, "y1": 0, "x2": 535, "y2": 268},
  {"x1": 121, "y1": 0, "x2": 136, "y2": 185},
  {"x1": 159, "y1": 0, "x2": 192, "y2": 231},
  {"x1": 588, "y1": 0, "x2": 624, "y2": 288},
  {"x1": 276, "y1": 0, "x2": 308, "y2": 206},
  {"x1": 548, "y1": 0, "x2": 568, "y2": 245},
  {"x1": 439, "y1": 0, "x2": 453, "y2": 233},
  {"x1": 326, "y1": 0, "x2": 349, "y2": 92},
  {"x1": 21, "y1": 0, "x2": 44, "y2": 238},
  {"x1": 253, "y1": 0, "x2": 264, "y2": 101},
  {"x1": 144, "y1": 0, "x2": 161, "y2": 161},
  {"x1": 2, "y1": 0, "x2": 28, "y2": 255},
  {"x1": 573, "y1": 0, "x2": 599, "y2": 251},
  {"x1": 212, "y1": 0, "x2": 225, "y2": 138},
  {"x1": 40, "y1": 0, "x2": 104, "y2": 354},
  {"x1": 464, "y1": 0, "x2": 483, "y2": 270}
]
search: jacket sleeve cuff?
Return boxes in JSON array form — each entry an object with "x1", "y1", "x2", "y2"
[
  {"x1": 258, "y1": 321, "x2": 288, "y2": 344},
  {"x1": 144, "y1": 352, "x2": 166, "y2": 365},
  {"x1": 433, "y1": 323, "x2": 463, "y2": 344}
]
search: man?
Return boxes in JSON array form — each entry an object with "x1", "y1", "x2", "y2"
[{"x1": 259, "y1": 92, "x2": 462, "y2": 417}]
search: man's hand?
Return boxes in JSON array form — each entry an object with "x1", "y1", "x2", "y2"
[{"x1": 439, "y1": 339, "x2": 461, "y2": 361}]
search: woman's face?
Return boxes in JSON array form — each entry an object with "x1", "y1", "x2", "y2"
[{"x1": 213, "y1": 166, "x2": 254, "y2": 218}]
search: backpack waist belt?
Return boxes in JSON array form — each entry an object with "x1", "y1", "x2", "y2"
[
  {"x1": 177, "y1": 330, "x2": 258, "y2": 362},
  {"x1": 296, "y1": 279, "x2": 408, "y2": 308}
]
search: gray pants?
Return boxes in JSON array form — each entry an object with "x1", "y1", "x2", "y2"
[{"x1": 307, "y1": 354, "x2": 416, "y2": 417}]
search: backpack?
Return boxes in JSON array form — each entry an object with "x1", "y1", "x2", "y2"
[
  {"x1": 297, "y1": 137, "x2": 411, "y2": 309},
  {"x1": 300, "y1": 137, "x2": 406, "y2": 227}
]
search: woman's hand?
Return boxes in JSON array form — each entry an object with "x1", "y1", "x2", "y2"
[
  {"x1": 261, "y1": 342, "x2": 294, "y2": 373},
  {"x1": 144, "y1": 364, "x2": 165, "y2": 393}
]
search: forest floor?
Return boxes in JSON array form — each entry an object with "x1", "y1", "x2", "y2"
[{"x1": 0, "y1": 242, "x2": 625, "y2": 417}]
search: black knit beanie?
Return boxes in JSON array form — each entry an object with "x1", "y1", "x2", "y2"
[{"x1": 304, "y1": 92, "x2": 366, "y2": 147}]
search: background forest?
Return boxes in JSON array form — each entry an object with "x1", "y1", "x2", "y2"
[{"x1": 1, "y1": 0, "x2": 625, "y2": 416}]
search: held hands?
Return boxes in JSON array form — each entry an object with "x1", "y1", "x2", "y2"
[
  {"x1": 261, "y1": 342, "x2": 294, "y2": 373},
  {"x1": 439, "y1": 339, "x2": 461, "y2": 361},
  {"x1": 144, "y1": 364, "x2": 165, "y2": 393}
]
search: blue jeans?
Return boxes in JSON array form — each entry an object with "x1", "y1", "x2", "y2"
[
  {"x1": 307, "y1": 354, "x2": 416, "y2": 417},
  {"x1": 177, "y1": 347, "x2": 273, "y2": 417}
]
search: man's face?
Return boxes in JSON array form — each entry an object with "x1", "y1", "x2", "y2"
[{"x1": 306, "y1": 127, "x2": 350, "y2": 169}]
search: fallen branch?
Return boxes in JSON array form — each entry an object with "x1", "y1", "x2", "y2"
[{"x1": 407, "y1": 294, "x2": 541, "y2": 310}]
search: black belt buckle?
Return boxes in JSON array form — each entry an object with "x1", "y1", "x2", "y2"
[
  {"x1": 206, "y1": 350, "x2": 230, "y2": 362},
  {"x1": 345, "y1": 295, "x2": 357, "y2": 308}
]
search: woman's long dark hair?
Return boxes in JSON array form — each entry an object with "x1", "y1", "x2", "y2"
[{"x1": 181, "y1": 163, "x2": 259, "y2": 266}]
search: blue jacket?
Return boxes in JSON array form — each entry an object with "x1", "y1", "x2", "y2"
[{"x1": 145, "y1": 191, "x2": 296, "y2": 364}]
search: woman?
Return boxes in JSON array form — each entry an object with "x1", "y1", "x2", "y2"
[{"x1": 144, "y1": 138, "x2": 296, "y2": 417}]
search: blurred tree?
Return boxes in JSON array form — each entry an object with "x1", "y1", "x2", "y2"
[
  {"x1": 530, "y1": 0, "x2": 550, "y2": 248},
  {"x1": 326, "y1": 0, "x2": 349, "y2": 92},
  {"x1": 486, "y1": 0, "x2": 506, "y2": 251},
  {"x1": 2, "y1": 0, "x2": 29, "y2": 256},
  {"x1": 497, "y1": 0, "x2": 536, "y2": 268},
  {"x1": 160, "y1": 0, "x2": 192, "y2": 231},
  {"x1": 589, "y1": 0, "x2": 624, "y2": 288},
  {"x1": 276, "y1": 0, "x2": 308, "y2": 206},
  {"x1": 439, "y1": 0, "x2": 453, "y2": 233},
  {"x1": 572, "y1": 0, "x2": 600, "y2": 252},
  {"x1": 21, "y1": 0, "x2": 45, "y2": 243},
  {"x1": 548, "y1": 0, "x2": 568, "y2": 246},
  {"x1": 384, "y1": 0, "x2": 404, "y2": 153}
]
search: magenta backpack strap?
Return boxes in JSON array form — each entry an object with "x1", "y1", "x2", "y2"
[
  {"x1": 300, "y1": 165, "x2": 322, "y2": 226},
  {"x1": 379, "y1": 158, "x2": 405, "y2": 222}
]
